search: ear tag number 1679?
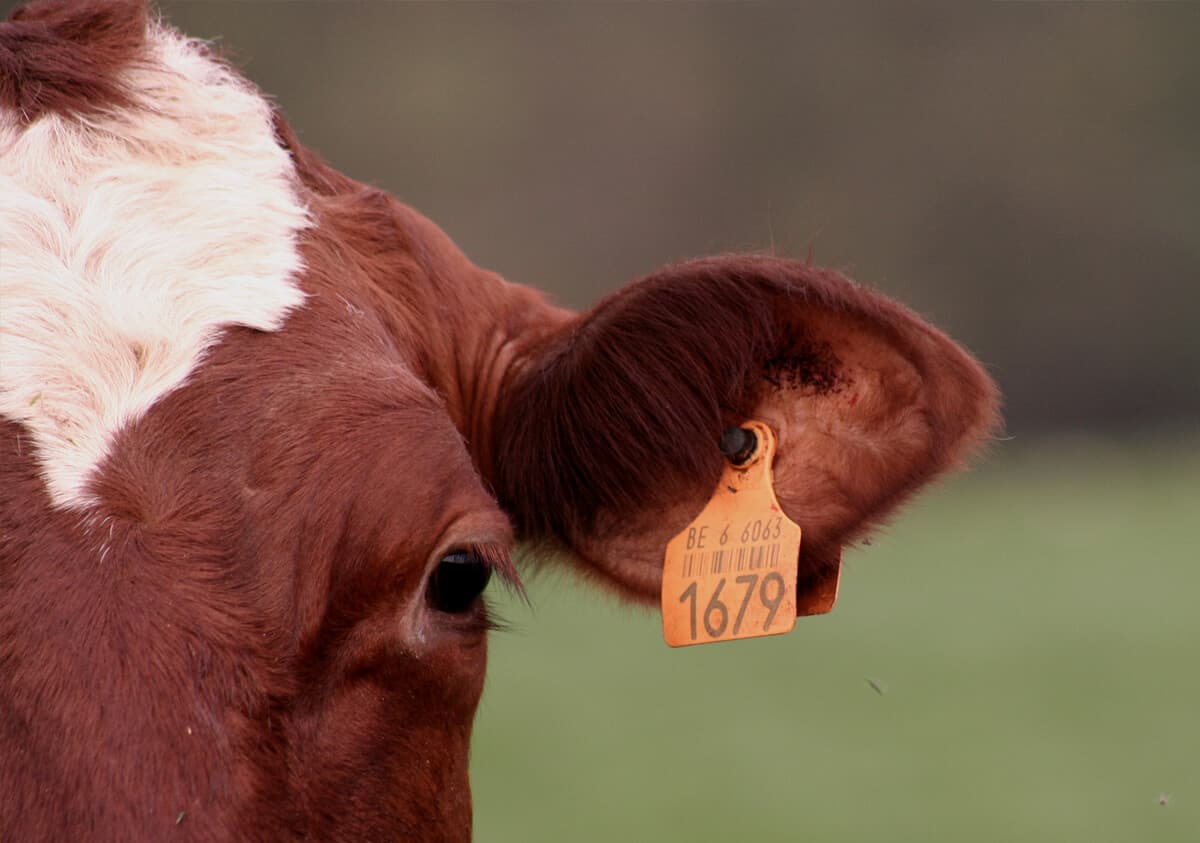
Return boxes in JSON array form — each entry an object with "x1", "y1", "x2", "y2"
[{"x1": 661, "y1": 421, "x2": 801, "y2": 647}]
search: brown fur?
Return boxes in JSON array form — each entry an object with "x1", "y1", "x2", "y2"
[
  {"x1": 0, "y1": 2, "x2": 1000, "y2": 840},
  {"x1": 0, "y1": 0, "x2": 147, "y2": 122}
]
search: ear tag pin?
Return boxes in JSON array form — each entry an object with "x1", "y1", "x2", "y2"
[{"x1": 662, "y1": 421, "x2": 835, "y2": 648}]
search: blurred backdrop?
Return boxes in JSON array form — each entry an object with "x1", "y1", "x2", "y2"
[
  {"x1": 158, "y1": 1, "x2": 1200, "y2": 439},
  {"x1": 50, "y1": 2, "x2": 1200, "y2": 840}
]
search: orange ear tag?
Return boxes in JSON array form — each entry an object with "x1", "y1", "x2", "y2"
[{"x1": 662, "y1": 421, "x2": 831, "y2": 648}]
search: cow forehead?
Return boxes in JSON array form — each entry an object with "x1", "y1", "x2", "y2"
[{"x1": 0, "y1": 22, "x2": 308, "y2": 509}]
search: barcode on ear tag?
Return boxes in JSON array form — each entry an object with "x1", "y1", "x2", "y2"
[{"x1": 662, "y1": 421, "x2": 801, "y2": 647}]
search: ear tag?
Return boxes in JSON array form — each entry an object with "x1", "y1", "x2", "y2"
[{"x1": 662, "y1": 421, "x2": 803, "y2": 647}]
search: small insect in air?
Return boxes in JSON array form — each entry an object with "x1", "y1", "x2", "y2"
[
  {"x1": 865, "y1": 677, "x2": 887, "y2": 696},
  {"x1": 1157, "y1": 793, "x2": 1171, "y2": 807}
]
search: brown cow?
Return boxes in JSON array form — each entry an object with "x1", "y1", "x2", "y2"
[{"x1": 0, "y1": 1, "x2": 999, "y2": 840}]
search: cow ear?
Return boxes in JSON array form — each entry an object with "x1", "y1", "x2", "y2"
[{"x1": 491, "y1": 256, "x2": 1000, "y2": 603}]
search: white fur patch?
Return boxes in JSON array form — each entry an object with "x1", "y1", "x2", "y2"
[{"x1": 0, "y1": 24, "x2": 308, "y2": 508}]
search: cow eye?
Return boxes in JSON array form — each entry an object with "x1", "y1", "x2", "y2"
[{"x1": 428, "y1": 550, "x2": 493, "y2": 614}]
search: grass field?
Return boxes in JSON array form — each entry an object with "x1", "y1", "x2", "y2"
[{"x1": 471, "y1": 436, "x2": 1200, "y2": 842}]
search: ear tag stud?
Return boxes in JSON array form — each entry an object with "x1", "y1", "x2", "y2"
[{"x1": 662, "y1": 421, "x2": 805, "y2": 647}]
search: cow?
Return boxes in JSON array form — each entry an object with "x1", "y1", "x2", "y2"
[{"x1": 0, "y1": 1, "x2": 1000, "y2": 840}]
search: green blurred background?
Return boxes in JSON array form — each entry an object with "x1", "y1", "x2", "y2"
[{"x1": 56, "y1": 1, "x2": 1200, "y2": 838}]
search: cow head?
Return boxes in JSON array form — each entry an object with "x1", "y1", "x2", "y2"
[{"x1": 0, "y1": 1, "x2": 999, "y2": 840}]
